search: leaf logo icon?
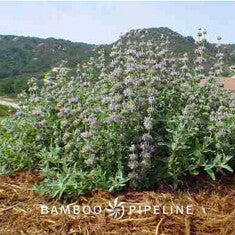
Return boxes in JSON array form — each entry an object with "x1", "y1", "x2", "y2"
[{"x1": 106, "y1": 197, "x2": 125, "y2": 219}]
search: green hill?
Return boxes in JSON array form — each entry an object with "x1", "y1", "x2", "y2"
[
  {"x1": 114, "y1": 27, "x2": 235, "y2": 70},
  {"x1": 0, "y1": 27, "x2": 234, "y2": 96},
  {"x1": 0, "y1": 35, "x2": 94, "y2": 96}
]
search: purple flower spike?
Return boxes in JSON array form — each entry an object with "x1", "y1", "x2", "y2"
[{"x1": 81, "y1": 131, "x2": 93, "y2": 138}]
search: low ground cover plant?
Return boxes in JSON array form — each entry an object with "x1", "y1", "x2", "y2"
[
  {"x1": 0, "y1": 104, "x2": 12, "y2": 117},
  {"x1": 0, "y1": 29, "x2": 234, "y2": 199}
]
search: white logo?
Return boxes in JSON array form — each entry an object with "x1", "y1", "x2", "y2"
[{"x1": 106, "y1": 197, "x2": 125, "y2": 219}]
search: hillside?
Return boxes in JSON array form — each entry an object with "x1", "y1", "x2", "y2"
[
  {"x1": 0, "y1": 35, "x2": 94, "y2": 95},
  {"x1": 119, "y1": 27, "x2": 197, "y2": 54},
  {"x1": 115, "y1": 27, "x2": 235, "y2": 69},
  {"x1": 0, "y1": 27, "x2": 234, "y2": 96},
  {"x1": 223, "y1": 44, "x2": 235, "y2": 66}
]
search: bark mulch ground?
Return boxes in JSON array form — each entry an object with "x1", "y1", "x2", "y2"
[{"x1": 0, "y1": 171, "x2": 234, "y2": 235}]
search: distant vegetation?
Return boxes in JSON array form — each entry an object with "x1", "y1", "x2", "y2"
[
  {"x1": 0, "y1": 27, "x2": 234, "y2": 96},
  {"x1": 0, "y1": 35, "x2": 93, "y2": 96}
]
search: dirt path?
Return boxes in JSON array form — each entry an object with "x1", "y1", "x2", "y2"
[{"x1": 0, "y1": 97, "x2": 19, "y2": 109}]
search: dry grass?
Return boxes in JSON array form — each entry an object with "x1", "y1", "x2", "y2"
[{"x1": 0, "y1": 171, "x2": 235, "y2": 235}]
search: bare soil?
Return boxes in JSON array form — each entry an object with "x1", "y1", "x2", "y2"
[{"x1": 200, "y1": 77, "x2": 235, "y2": 91}]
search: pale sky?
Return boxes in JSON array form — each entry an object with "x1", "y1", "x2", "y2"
[{"x1": 0, "y1": 1, "x2": 234, "y2": 44}]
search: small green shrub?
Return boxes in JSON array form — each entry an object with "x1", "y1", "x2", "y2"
[
  {"x1": 0, "y1": 104, "x2": 11, "y2": 117},
  {"x1": 0, "y1": 29, "x2": 234, "y2": 199}
]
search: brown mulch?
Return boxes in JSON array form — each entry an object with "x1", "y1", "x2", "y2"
[{"x1": 0, "y1": 171, "x2": 235, "y2": 235}]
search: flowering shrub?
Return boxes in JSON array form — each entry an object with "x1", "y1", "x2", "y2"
[{"x1": 0, "y1": 29, "x2": 234, "y2": 199}]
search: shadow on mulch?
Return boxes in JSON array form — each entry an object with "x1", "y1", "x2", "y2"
[{"x1": 0, "y1": 171, "x2": 234, "y2": 235}]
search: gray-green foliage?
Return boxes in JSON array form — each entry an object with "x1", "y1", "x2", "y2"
[{"x1": 0, "y1": 29, "x2": 234, "y2": 199}]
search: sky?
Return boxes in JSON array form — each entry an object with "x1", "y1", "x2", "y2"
[{"x1": 0, "y1": 1, "x2": 234, "y2": 44}]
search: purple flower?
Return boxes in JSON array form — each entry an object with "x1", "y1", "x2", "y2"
[
  {"x1": 149, "y1": 146, "x2": 157, "y2": 155},
  {"x1": 12, "y1": 111, "x2": 23, "y2": 119},
  {"x1": 82, "y1": 146, "x2": 95, "y2": 153},
  {"x1": 58, "y1": 107, "x2": 73, "y2": 117},
  {"x1": 148, "y1": 96, "x2": 155, "y2": 105},
  {"x1": 110, "y1": 114, "x2": 120, "y2": 122},
  {"x1": 68, "y1": 97, "x2": 79, "y2": 105},
  {"x1": 35, "y1": 120, "x2": 46, "y2": 129},
  {"x1": 155, "y1": 61, "x2": 162, "y2": 69},
  {"x1": 139, "y1": 65, "x2": 146, "y2": 71},
  {"x1": 141, "y1": 133, "x2": 153, "y2": 142},
  {"x1": 112, "y1": 71, "x2": 118, "y2": 77},
  {"x1": 85, "y1": 154, "x2": 97, "y2": 167},
  {"x1": 136, "y1": 52, "x2": 142, "y2": 58},
  {"x1": 128, "y1": 161, "x2": 139, "y2": 170},
  {"x1": 108, "y1": 103, "x2": 117, "y2": 111},
  {"x1": 102, "y1": 97, "x2": 112, "y2": 104},
  {"x1": 33, "y1": 108, "x2": 43, "y2": 116},
  {"x1": 83, "y1": 82, "x2": 90, "y2": 87},
  {"x1": 170, "y1": 71, "x2": 179, "y2": 76},
  {"x1": 132, "y1": 77, "x2": 141, "y2": 86},
  {"x1": 81, "y1": 131, "x2": 93, "y2": 138},
  {"x1": 32, "y1": 97, "x2": 41, "y2": 103},
  {"x1": 140, "y1": 142, "x2": 148, "y2": 151},
  {"x1": 141, "y1": 150, "x2": 151, "y2": 159},
  {"x1": 218, "y1": 82, "x2": 224, "y2": 88},
  {"x1": 84, "y1": 117, "x2": 98, "y2": 127}
]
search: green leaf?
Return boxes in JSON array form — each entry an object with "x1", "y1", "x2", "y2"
[
  {"x1": 205, "y1": 168, "x2": 216, "y2": 181},
  {"x1": 221, "y1": 165, "x2": 233, "y2": 172},
  {"x1": 190, "y1": 169, "x2": 200, "y2": 175}
]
